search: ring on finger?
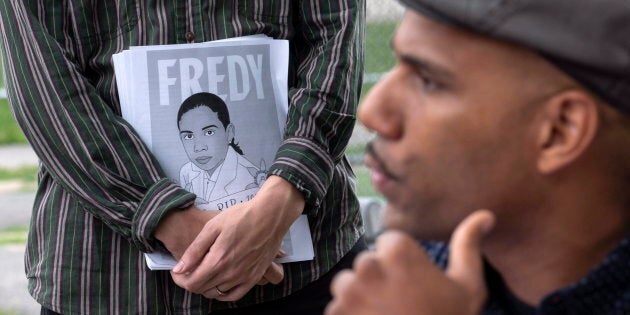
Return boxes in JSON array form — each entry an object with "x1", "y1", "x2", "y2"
[{"x1": 216, "y1": 286, "x2": 228, "y2": 296}]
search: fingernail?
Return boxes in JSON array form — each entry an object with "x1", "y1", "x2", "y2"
[{"x1": 173, "y1": 261, "x2": 185, "y2": 273}]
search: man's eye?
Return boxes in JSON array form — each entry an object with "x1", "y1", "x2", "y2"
[
  {"x1": 204, "y1": 130, "x2": 216, "y2": 136},
  {"x1": 183, "y1": 134, "x2": 194, "y2": 140},
  {"x1": 419, "y1": 75, "x2": 442, "y2": 92}
]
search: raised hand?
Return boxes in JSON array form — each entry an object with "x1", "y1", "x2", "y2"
[{"x1": 326, "y1": 210, "x2": 495, "y2": 315}]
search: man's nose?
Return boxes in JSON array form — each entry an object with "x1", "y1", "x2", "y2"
[
  {"x1": 358, "y1": 70, "x2": 403, "y2": 139},
  {"x1": 194, "y1": 141, "x2": 207, "y2": 152}
]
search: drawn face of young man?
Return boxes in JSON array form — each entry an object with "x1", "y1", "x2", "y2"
[
  {"x1": 179, "y1": 106, "x2": 235, "y2": 175},
  {"x1": 360, "y1": 11, "x2": 563, "y2": 240}
]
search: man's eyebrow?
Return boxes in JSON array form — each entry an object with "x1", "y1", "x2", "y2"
[
  {"x1": 390, "y1": 39, "x2": 454, "y2": 79},
  {"x1": 400, "y1": 54, "x2": 454, "y2": 79},
  {"x1": 202, "y1": 125, "x2": 218, "y2": 130}
]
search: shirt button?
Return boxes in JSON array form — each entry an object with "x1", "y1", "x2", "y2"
[{"x1": 185, "y1": 31, "x2": 196, "y2": 42}]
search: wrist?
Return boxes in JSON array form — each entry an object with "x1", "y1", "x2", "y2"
[
  {"x1": 256, "y1": 175, "x2": 305, "y2": 224},
  {"x1": 154, "y1": 206, "x2": 216, "y2": 246}
]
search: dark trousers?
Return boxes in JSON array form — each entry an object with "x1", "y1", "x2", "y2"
[{"x1": 42, "y1": 237, "x2": 367, "y2": 315}]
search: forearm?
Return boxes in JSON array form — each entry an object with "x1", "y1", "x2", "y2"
[{"x1": 269, "y1": 0, "x2": 365, "y2": 212}]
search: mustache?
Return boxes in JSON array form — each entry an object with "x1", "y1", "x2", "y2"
[{"x1": 365, "y1": 141, "x2": 399, "y2": 181}]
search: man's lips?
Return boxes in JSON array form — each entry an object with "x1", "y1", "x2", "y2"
[
  {"x1": 195, "y1": 156, "x2": 212, "y2": 164},
  {"x1": 364, "y1": 142, "x2": 399, "y2": 193}
]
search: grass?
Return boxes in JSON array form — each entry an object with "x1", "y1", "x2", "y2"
[
  {"x1": 0, "y1": 166, "x2": 38, "y2": 193},
  {"x1": 0, "y1": 225, "x2": 28, "y2": 246},
  {"x1": 365, "y1": 21, "x2": 398, "y2": 74},
  {"x1": 346, "y1": 142, "x2": 367, "y2": 157},
  {"x1": 362, "y1": 21, "x2": 398, "y2": 98},
  {"x1": 0, "y1": 99, "x2": 27, "y2": 144},
  {"x1": 0, "y1": 166, "x2": 38, "y2": 183}
]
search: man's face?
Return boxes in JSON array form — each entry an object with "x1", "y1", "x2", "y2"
[
  {"x1": 179, "y1": 106, "x2": 230, "y2": 173},
  {"x1": 360, "y1": 11, "x2": 548, "y2": 240}
]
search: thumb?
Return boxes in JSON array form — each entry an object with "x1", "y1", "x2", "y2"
[
  {"x1": 262, "y1": 262, "x2": 284, "y2": 284},
  {"x1": 445, "y1": 210, "x2": 495, "y2": 298}
]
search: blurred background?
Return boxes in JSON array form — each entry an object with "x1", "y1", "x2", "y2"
[{"x1": 0, "y1": 1, "x2": 402, "y2": 313}]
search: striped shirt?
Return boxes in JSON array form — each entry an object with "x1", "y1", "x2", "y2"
[{"x1": 0, "y1": 1, "x2": 364, "y2": 314}]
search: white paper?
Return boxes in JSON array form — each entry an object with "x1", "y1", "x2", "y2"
[{"x1": 113, "y1": 36, "x2": 314, "y2": 270}]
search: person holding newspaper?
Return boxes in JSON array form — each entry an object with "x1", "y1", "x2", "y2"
[
  {"x1": 325, "y1": 0, "x2": 630, "y2": 314},
  {"x1": 0, "y1": 1, "x2": 365, "y2": 314}
]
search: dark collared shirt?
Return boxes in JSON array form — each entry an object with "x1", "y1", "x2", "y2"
[
  {"x1": 426, "y1": 237, "x2": 630, "y2": 314},
  {"x1": 0, "y1": 1, "x2": 364, "y2": 314}
]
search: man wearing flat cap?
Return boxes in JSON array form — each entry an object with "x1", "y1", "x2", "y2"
[{"x1": 327, "y1": 0, "x2": 630, "y2": 314}]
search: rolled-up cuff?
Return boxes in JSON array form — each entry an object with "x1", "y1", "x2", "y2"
[
  {"x1": 131, "y1": 178, "x2": 196, "y2": 252},
  {"x1": 269, "y1": 137, "x2": 334, "y2": 217}
]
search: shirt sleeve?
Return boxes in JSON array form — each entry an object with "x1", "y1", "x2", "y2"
[
  {"x1": 268, "y1": 0, "x2": 365, "y2": 215},
  {"x1": 0, "y1": 1, "x2": 195, "y2": 252}
]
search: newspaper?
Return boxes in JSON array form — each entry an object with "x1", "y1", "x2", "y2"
[{"x1": 113, "y1": 36, "x2": 314, "y2": 270}]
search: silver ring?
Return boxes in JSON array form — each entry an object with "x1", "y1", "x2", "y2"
[{"x1": 216, "y1": 287, "x2": 227, "y2": 296}]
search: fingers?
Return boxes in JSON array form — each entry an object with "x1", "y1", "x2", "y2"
[
  {"x1": 329, "y1": 270, "x2": 355, "y2": 302},
  {"x1": 446, "y1": 210, "x2": 495, "y2": 299},
  {"x1": 351, "y1": 251, "x2": 384, "y2": 281},
  {"x1": 257, "y1": 278, "x2": 270, "y2": 286},
  {"x1": 276, "y1": 249, "x2": 287, "y2": 259},
  {"x1": 328, "y1": 253, "x2": 387, "y2": 315},
  {"x1": 199, "y1": 282, "x2": 250, "y2": 301},
  {"x1": 175, "y1": 260, "x2": 284, "y2": 300},
  {"x1": 201, "y1": 285, "x2": 230, "y2": 300},
  {"x1": 214, "y1": 282, "x2": 256, "y2": 302},
  {"x1": 262, "y1": 262, "x2": 284, "y2": 284},
  {"x1": 173, "y1": 221, "x2": 221, "y2": 274},
  {"x1": 256, "y1": 261, "x2": 284, "y2": 286},
  {"x1": 374, "y1": 230, "x2": 431, "y2": 269}
]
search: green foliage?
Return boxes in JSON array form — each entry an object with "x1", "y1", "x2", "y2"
[
  {"x1": 354, "y1": 165, "x2": 381, "y2": 198},
  {"x1": 0, "y1": 225, "x2": 28, "y2": 246},
  {"x1": 365, "y1": 21, "x2": 398, "y2": 74},
  {"x1": 362, "y1": 21, "x2": 398, "y2": 98},
  {"x1": 0, "y1": 166, "x2": 38, "y2": 183},
  {"x1": 0, "y1": 99, "x2": 27, "y2": 144},
  {"x1": 346, "y1": 143, "x2": 366, "y2": 157}
]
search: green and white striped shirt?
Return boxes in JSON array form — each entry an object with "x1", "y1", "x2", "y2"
[{"x1": 0, "y1": 1, "x2": 364, "y2": 313}]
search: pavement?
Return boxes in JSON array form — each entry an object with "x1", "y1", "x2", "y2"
[
  {"x1": 0, "y1": 144, "x2": 39, "y2": 169},
  {"x1": 0, "y1": 144, "x2": 39, "y2": 314}
]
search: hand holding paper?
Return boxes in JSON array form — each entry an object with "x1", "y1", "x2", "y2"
[
  {"x1": 113, "y1": 36, "x2": 314, "y2": 272},
  {"x1": 171, "y1": 175, "x2": 305, "y2": 301},
  {"x1": 154, "y1": 206, "x2": 220, "y2": 260}
]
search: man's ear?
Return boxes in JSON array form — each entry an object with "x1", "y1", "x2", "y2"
[
  {"x1": 226, "y1": 124, "x2": 235, "y2": 143},
  {"x1": 536, "y1": 90, "x2": 599, "y2": 174}
]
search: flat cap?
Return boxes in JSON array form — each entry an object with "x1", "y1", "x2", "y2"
[{"x1": 397, "y1": 0, "x2": 630, "y2": 114}]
